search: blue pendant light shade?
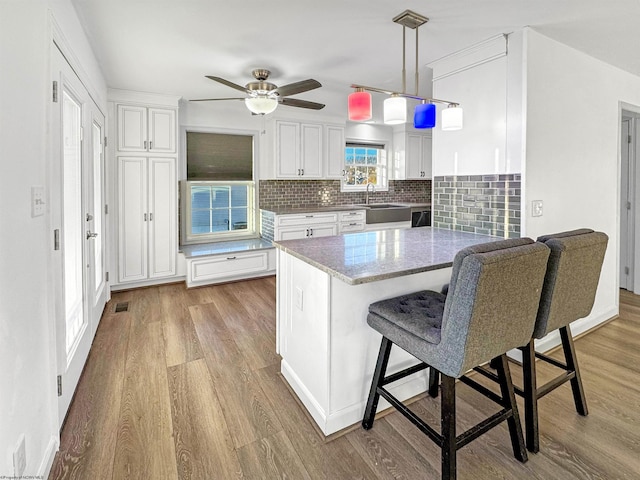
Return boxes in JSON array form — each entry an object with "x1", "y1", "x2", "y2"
[{"x1": 414, "y1": 102, "x2": 436, "y2": 129}]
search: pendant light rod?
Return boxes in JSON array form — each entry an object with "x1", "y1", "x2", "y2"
[
  {"x1": 349, "y1": 83, "x2": 459, "y2": 107},
  {"x1": 402, "y1": 25, "x2": 406, "y2": 94}
]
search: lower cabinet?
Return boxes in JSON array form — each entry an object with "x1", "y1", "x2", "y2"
[
  {"x1": 338, "y1": 210, "x2": 365, "y2": 233},
  {"x1": 118, "y1": 156, "x2": 176, "y2": 283},
  {"x1": 186, "y1": 248, "x2": 276, "y2": 287},
  {"x1": 274, "y1": 212, "x2": 339, "y2": 241}
]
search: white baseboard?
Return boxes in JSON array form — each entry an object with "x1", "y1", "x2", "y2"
[
  {"x1": 110, "y1": 275, "x2": 186, "y2": 291},
  {"x1": 38, "y1": 435, "x2": 58, "y2": 478}
]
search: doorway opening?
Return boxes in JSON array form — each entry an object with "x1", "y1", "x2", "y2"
[{"x1": 620, "y1": 108, "x2": 640, "y2": 293}]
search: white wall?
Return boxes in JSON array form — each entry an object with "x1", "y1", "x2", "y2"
[
  {"x1": 0, "y1": 0, "x2": 106, "y2": 476},
  {"x1": 523, "y1": 27, "x2": 640, "y2": 342}
]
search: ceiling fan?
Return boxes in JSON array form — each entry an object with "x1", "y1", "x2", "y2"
[{"x1": 191, "y1": 68, "x2": 325, "y2": 114}]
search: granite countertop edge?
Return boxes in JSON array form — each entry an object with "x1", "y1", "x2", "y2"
[{"x1": 261, "y1": 202, "x2": 431, "y2": 215}]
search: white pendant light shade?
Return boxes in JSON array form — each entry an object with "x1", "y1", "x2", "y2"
[
  {"x1": 245, "y1": 96, "x2": 278, "y2": 115},
  {"x1": 384, "y1": 96, "x2": 407, "y2": 125},
  {"x1": 441, "y1": 105, "x2": 463, "y2": 131}
]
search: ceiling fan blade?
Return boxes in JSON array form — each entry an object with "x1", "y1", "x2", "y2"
[
  {"x1": 205, "y1": 76, "x2": 248, "y2": 93},
  {"x1": 280, "y1": 97, "x2": 325, "y2": 110},
  {"x1": 189, "y1": 97, "x2": 245, "y2": 102},
  {"x1": 273, "y1": 79, "x2": 321, "y2": 97}
]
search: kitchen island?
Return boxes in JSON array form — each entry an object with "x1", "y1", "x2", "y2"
[{"x1": 273, "y1": 227, "x2": 501, "y2": 435}]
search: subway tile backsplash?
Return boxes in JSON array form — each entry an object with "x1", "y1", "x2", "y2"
[
  {"x1": 432, "y1": 174, "x2": 521, "y2": 238},
  {"x1": 259, "y1": 179, "x2": 431, "y2": 211}
]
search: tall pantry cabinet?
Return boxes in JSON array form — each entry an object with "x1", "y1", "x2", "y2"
[{"x1": 108, "y1": 90, "x2": 180, "y2": 286}]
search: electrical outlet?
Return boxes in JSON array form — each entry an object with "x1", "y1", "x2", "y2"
[
  {"x1": 13, "y1": 434, "x2": 26, "y2": 477},
  {"x1": 31, "y1": 186, "x2": 45, "y2": 217},
  {"x1": 532, "y1": 200, "x2": 543, "y2": 217}
]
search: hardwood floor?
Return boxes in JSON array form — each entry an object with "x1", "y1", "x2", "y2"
[{"x1": 49, "y1": 280, "x2": 640, "y2": 479}]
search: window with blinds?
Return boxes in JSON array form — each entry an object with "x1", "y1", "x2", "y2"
[{"x1": 181, "y1": 131, "x2": 257, "y2": 244}]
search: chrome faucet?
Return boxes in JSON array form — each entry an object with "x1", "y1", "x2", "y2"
[{"x1": 365, "y1": 182, "x2": 376, "y2": 205}]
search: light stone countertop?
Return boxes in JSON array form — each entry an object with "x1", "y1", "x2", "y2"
[
  {"x1": 273, "y1": 227, "x2": 500, "y2": 285},
  {"x1": 261, "y1": 202, "x2": 431, "y2": 215},
  {"x1": 180, "y1": 238, "x2": 273, "y2": 258}
]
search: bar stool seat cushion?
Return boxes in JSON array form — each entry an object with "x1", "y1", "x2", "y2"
[{"x1": 369, "y1": 291, "x2": 446, "y2": 345}]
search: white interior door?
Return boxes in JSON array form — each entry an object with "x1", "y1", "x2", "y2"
[
  {"x1": 51, "y1": 45, "x2": 107, "y2": 426},
  {"x1": 621, "y1": 118, "x2": 634, "y2": 291}
]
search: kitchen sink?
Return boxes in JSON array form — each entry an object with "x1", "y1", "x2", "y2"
[{"x1": 356, "y1": 204, "x2": 411, "y2": 224}]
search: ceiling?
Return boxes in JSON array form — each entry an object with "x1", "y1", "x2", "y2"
[{"x1": 71, "y1": 0, "x2": 640, "y2": 120}]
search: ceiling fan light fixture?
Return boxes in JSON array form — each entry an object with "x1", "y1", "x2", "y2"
[
  {"x1": 384, "y1": 96, "x2": 406, "y2": 125},
  {"x1": 442, "y1": 104, "x2": 463, "y2": 131},
  {"x1": 414, "y1": 101, "x2": 436, "y2": 129},
  {"x1": 348, "y1": 89, "x2": 372, "y2": 121},
  {"x1": 244, "y1": 96, "x2": 278, "y2": 115}
]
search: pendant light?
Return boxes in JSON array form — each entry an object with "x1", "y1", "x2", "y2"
[
  {"x1": 348, "y1": 88, "x2": 372, "y2": 121},
  {"x1": 384, "y1": 95, "x2": 406, "y2": 124},
  {"x1": 348, "y1": 10, "x2": 463, "y2": 131},
  {"x1": 414, "y1": 101, "x2": 436, "y2": 129},
  {"x1": 442, "y1": 104, "x2": 463, "y2": 131}
]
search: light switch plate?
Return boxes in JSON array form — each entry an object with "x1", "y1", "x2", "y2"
[
  {"x1": 532, "y1": 200, "x2": 543, "y2": 217},
  {"x1": 31, "y1": 186, "x2": 45, "y2": 217}
]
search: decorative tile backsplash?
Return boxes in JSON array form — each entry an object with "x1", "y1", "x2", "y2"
[
  {"x1": 259, "y1": 179, "x2": 431, "y2": 210},
  {"x1": 432, "y1": 174, "x2": 521, "y2": 238}
]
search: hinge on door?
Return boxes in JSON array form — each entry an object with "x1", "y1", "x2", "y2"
[
  {"x1": 105, "y1": 204, "x2": 109, "y2": 215},
  {"x1": 54, "y1": 229, "x2": 60, "y2": 250},
  {"x1": 106, "y1": 272, "x2": 109, "y2": 282},
  {"x1": 104, "y1": 136, "x2": 108, "y2": 148},
  {"x1": 625, "y1": 266, "x2": 630, "y2": 275},
  {"x1": 629, "y1": 135, "x2": 632, "y2": 144},
  {"x1": 628, "y1": 201, "x2": 632, "y2": 210},
  {"x1": 80, "y1": 126, "x2": 84, "y2": 142},
  {"x1": 52, "y1": 81, "x2": 58, "y2": 103},
  {"x1": 57, "y1": 375, "x2": 62, "y2": 397}
]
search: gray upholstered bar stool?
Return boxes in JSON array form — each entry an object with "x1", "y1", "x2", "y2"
[
  {"x1": 519, "y1": 229, "x2": 608, "y2": 453},
  {"x1": 362, "y1": 238, "x2": 551, "y2": 480}
]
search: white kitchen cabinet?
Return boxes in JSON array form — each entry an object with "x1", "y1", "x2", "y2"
[
  {"x1": 393, "y1": 128, "x2": 432, "y2": 180},
  {"x1": 118, "y1": 156, "x2": 176, "y2": 282},
  {"x1": 186, "y1": 249, "x2": 275, "y2": 287},
  {"x1": 117, "y1": 104, "x2": 176, "y2": 153},
  {"x1": 326, "y1": 124, "x2": 346, "y2": 179},
  {"x1": 274, "y1": 212, "x2": 339, "y2": 240},
  {"x1": 338, "y1": 210, "x2": 365, "y2": 233},
  {"x1": 275, "y1": 120, "x2": 323, "y2": 178}
]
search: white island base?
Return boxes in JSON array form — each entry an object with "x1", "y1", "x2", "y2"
[{"x1": 277, "y1": 250, "x2": 452, "y2": 436}]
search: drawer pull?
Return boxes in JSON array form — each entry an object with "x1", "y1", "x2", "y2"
[
  {"x1": 349, "y1": 222, "x2": 357, "y2": 226},
  {"x1": 226, "y1": 256, "x2": 237, "y2": 260}
]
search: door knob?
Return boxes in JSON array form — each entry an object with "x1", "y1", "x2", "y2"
[{"x1": 86, "y1": 231, "x2": 99, "y2": 239}]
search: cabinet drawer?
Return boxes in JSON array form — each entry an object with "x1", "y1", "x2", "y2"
[
  {"x1": 188, "y1": 251, "x2": 271, "y2": 285},
  {"x1": 339, "y1": 222, "x2": 365, "y2": 233},
  {"x1": 277, "y1": 212, "x2": 338, "y2": 227},
  {"x1": 338, "y1": 210, "x2": 365, "y2": 222}
]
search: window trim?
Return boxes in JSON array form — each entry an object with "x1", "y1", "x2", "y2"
[{"x1": 341, "y1": 140, "x2": 389, "y2": 192}]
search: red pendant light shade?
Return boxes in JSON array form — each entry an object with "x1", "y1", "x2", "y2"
[{"x1": 348, "y1": 90, "x2": 372, "y2": 121}]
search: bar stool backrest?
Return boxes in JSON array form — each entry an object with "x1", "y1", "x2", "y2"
[
  {"x1": 534, "y1": 229, "x2": 608, "y2": 339},
  {"x1": 440, "y1": 239, "x2": 550, "y2": 377}
]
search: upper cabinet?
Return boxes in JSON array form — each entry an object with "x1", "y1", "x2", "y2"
[
  {"x1": 274, "y1": 119, "x2": 345, "y2": 179},
  {"x1": 393, "y1": 127, "x2": 432, "y2": 180},
  {"x1": 117, "y1": 104, "x2": 176, "y2": 154}
]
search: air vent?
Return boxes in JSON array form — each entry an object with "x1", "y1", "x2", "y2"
[{"x1": 114, "y1": 302, "x2": 129, "y2": 313}]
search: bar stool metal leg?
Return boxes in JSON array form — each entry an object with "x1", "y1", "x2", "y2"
[
  {"x1": 495, "y1": 354, "x2": 528, "y2": 462},
  {"x1": 429, "y1": 367, "x2": 440, "y2": 398},
  {"x1": 521, "y1": 341, "x2": 539, "y2": 453},
  {"x1": 560, "y1": 325, "x2": 588, "y2": 416},
  {"x1": 362, "y1": 337, "x2": 393, "y2": 430},
  {"x1": 441, "y1": 375, "x2": 457, "y2": 480}
]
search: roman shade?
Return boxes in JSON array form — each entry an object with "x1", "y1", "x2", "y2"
[{"x1": 186, "y1": 132, "x2": 253, "y2": 180}]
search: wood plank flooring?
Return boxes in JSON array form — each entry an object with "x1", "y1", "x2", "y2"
[{"x1": 49, "y1": 280, "x2": 640, "y2": 479}]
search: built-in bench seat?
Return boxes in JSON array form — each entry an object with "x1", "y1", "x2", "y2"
[{"x1": 180, "y1": 238, "x2": 275, "y2": 287}]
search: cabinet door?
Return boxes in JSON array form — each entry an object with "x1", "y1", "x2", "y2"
[
  {"x1": 118, "y1": 105, "x2": 147, "y2": 151},
  {"x1": 300, "y1": 123, "x2": 322, "y2": 178},
  {"x1": 148, "y1": 108, "x2": 176, "y2": 153},
  {"x1": 308, "y1": 224, "x2": 338, "y2": 238},
  {"x1": 326, "y1": 125, "x2": 345, "y2": 178},
  {"x1": 275, "y1": 121, "x2": 300, "y2": 178},
  {"x1": 148, "y1": 157, "x2": 177, "y2": 278},
  {"x1": 406, "y1": 134, "x2": 424, "y2": 179},
  {"x1": 277, "y1": 225, "x2": 311, "y2": 241},
  {"x1": 421, "y1": 135, "x2": 432, "y2": 179},
  {"x1": 118, "y1": 157, "x2": 148, "y2": 282}
]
